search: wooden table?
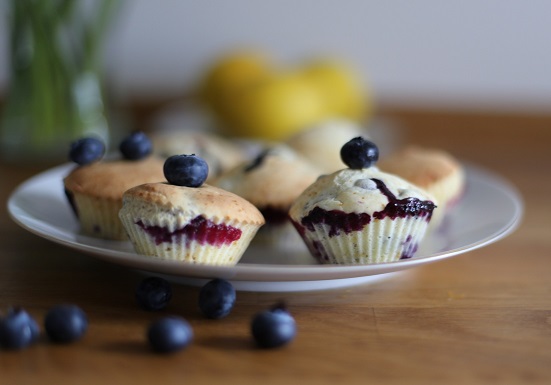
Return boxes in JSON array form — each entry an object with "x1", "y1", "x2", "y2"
[{"x1": 1, "y1": 109, "x2": 550, "y2": 385}]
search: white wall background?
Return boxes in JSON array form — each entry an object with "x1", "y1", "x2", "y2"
[{"x1": 2, "y1": 0, "x2": 551, "y2": 112}]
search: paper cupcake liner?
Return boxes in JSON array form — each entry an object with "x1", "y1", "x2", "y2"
[
  {"x1": 299, "y1": 216, "x2": 430, "y2": 265},
  {"x1": 119, "y1": 211, "x2": 260, "y2": 266},
  {"x1": 71, "y1": 192, "x2": 127, "y2": 240}
]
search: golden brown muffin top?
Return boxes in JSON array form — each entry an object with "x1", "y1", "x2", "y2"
[
  {"x1": 378, "y1": 146, "x2": 462, "y2": 189},
  {"x1": 122, "y1": 182, "x2": 265, "y2": 225},
  {"x1": 213, "y1": 145, "x2": 322, "y2": 210},
  {"x1": 64, "y1": 156, "x2": 166, "y2": 200}
]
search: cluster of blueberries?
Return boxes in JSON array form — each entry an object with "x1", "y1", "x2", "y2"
[
  {"x1": 137, "y1": 277, "x2": 296, "y2": 352},
  {"x1": 0, "y1": 304, "x2": 88, "y2": 350},
  {"x1": 69, "y1": 131, "x2": 153, "y2": 165},
  {"x1": 0, "y1": 278, "x2": 296, "y2": 353},
  {"x1": 69, "y1": 131, "x2": 210, "y2": 188}
]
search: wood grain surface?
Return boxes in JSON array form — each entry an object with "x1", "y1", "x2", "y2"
[{"x1": 1, "y1": 108, "x2": 550, "y2": 385}]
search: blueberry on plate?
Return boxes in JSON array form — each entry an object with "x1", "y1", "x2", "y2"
[
  {"x1": 147, "y1": 316, "x2": 193, "y2": 353},
  {"x1": 198, "y1": 279, "x2": 236, "y2": 319},
  {"x1": 340, "y1": 137, "x2": 379, "y2": 169},
  {"x1": 119, "y1": 131, "x2": 153, "y2": 160},
  {"x1": 44, "y1": 304, "x2": 88, "y2": 343},
  {"x1": 163, "y1": 154, "x2": 209, "y2": 187},
  {"x1": 69, "y1": 137, "x2": 105, "y2": 165},
  {"x1": 135, "y1": 276, "x2": 172, "y2": 311},
  {"x1": 0, "y1": 307, "x2": 40, "y2": 350},
  {"x1": 251, "y1": 303, "x2": 296, "y2": 349}
]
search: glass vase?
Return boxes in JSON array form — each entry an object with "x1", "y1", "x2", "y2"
[{"x1": 0, "y1": 0, "x2": 119, "y2": 164}]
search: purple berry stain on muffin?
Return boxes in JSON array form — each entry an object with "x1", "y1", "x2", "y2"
[
  {"x1": 371, "y1": 179, "x2": 435, "y2": 221},
  {"x1": 244, "y1": 149, "x2": 271, "y2": 172},
  {"x1": 401, "y1": 235, "x2": 418, "y2": 259},
  {"x1": 300, "y1": 207, "x2": 371, "y2": 237},
  {"x1": 134, "y1": 154, "x2": 242, "y2": 247},
  {"x1": 136, "y1": 217, "x2": 241, "y2": 247}
]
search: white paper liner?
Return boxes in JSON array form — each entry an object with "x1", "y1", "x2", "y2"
[
  {"x1": 71, "y1": 193, "x2": 127, "y2": 240},
  {"x1": 119, "y1": 210, "x2": 260, "y2": 266},
  {"x1": 299, "y1": 216, "x2": 430, "y2": 265}
]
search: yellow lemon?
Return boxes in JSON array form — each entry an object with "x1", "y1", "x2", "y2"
[
  {"x1": 300, "y1": 59, "x2": 371, "y2": 122},
  {"x1": 227, "y1": 73, "x2": 330, "y2": 141},
  {"x1": 199, "y1": 50, "x2": 274, "y2": 121}
]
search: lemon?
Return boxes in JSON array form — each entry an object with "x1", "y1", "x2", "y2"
[
  {"x1": 301, "y1": 59, "x2": 370, "y2": 122},
  {"x1": 227, "y1": 73, "x2": 330, "y2": 141},
  {"x1": 199, "y1": 50, "x2": 274, "y2": 121}
]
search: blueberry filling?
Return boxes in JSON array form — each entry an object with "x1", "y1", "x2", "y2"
[
  {"x1": 259, "y1": 206, "x2": 290, "y2": 226},
  {"x1": 371, "y1": 178, "x2": 436, "y2": 221},
  {"x1": 136, "y1": 216, "x2": 242, "y2": 246},
  {"x1": 244, "y1": 149, "x2": 270, "y2": 172},
  {"x1": 299, "y1": 178, "x2": 436, "y2": 237},
  {"x1": 401, "y1": 235, "x2": 418, "y2": 259},
  {"x1": 300, "y1": 207, "x2": 371, "y2": 237}
]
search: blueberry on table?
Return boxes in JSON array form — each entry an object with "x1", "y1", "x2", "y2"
[
  {"x1": 69, "y1": 137, "x2": 105, "y2": 165},
  {"x1": 0, "y1": 307, "x2": 40, "y2": 350},
  {"x1": 147, "y1": 316, "x2": 193, "y2": 353},
  {"x1": 163, "y1": 154, "x2": 209, "y2": 187},
  {"x1": 251, "y1": 304, "x2": 296, "y2": 349},
  {"x1": 44, "y1": 304, "x2": 88, "y2": 343},
  {"x1": 119, "y1": 131, "x2": 153, "y2": 160},
  {"x1": 340, "y1": 136, "x2": 379, "y2": 169},
  {"x1": 136, "y1": 276, "x2": 172, "y2": 311},
  {"x1": 198, "y1": 279, "x2": 236, "y2": 319}
]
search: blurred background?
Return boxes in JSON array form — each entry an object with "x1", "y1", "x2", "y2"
[{"x1": 1, "y1": 0, "x2": 550, "y2": 162}]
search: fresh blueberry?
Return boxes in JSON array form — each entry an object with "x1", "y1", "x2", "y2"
[
  {"x1": 198, "y1": 279, "x2": 236, "y2": 319},
  {"x1": 340, "y1": 137, "x2": 379, "y2": 169},
  {"x1": 44, "y1": 304, "x2": 88, "y2": 343},
  {"x1": 163, "y1": 154, "x2": 209, "y2": 187},
  {"x1": 251, "y1": 304, "x2": 296, "y2": 349},
  {"x1": 68, "y1": 137, "x2": 105, "y2": 165},
  {"x1": 135, "y1": 276, "x2": 172, "y2": 311},
  {"x1": 119, "y1": 131, "x2": 152, "y2": 160},
  {"x1": 0, "y1": 307, "x2": 40, "y2": 350},
  {"x1": 147, "y1": 316, "x2": 193, "y2": 353}
]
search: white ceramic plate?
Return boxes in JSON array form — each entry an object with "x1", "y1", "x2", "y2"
[{"x1": 7, "y1": 163, "x2": 523, "y2": 291}]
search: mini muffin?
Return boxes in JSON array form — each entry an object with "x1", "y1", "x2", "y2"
[
  {"x1": 213, "y1": 145, "x2": 322, "y2": 249},
  {"x1": 64, "y1": 133, "x2": 166, "y2": 240},
  {"x1": 286, "y1": 119, "x2": 367, "y2": 173},
  {"x1": 119, "y1": 155, "x2": 264, "y2": 265},
  {"x1": 151, "y1": 129, "x2": 246, "y2": 181},
  {"x1": 289, "y1": 137, "x2": 437, "y2": 265},
  {"x1": 378, "y1": 145, "x2": 465, "y2": 229}
]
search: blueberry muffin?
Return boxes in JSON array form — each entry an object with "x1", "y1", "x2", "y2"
[
  {"x1": 119, "y1": 155, "x2": 264, "y2": 265},
  {"x1": 151, "y1": 130, "x2": 246, "y2": 181},
  {"x1": 289, "y1": 137, "x2": 437, "y2": 264},
  {"x1": 378, "y1": 145, "x2": 465, "y2": 230},
  {"x1": 286, "y1": 119, "x2": 367, "y2": 173},
  {"x1": 213, "y1": 145, "x2": 322, "y2": 249},
  {"x1": 64, "y1": 133, "x2": 165, "y2": 240}
]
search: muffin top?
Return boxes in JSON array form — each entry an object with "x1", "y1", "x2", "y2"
[
  {"x1": 214, "y1": 145, "x2": 322, "y2": 209},
  {"x1": 289, "y1": 167, "x2": 437, "y2": 219},
  {"x1": 286, "y1": 119, "x2": 367, "y2": 173},
  {"x1": 63, "y1": 156, "x2": 166, "y2": 200},
  {"x1": 121, "y1": 182, "x2": 265, "y2": 225},
  {"x1": 151, "y1": 130, "x2": 246, "y2": 180},
  {"x1": 378, "y1": 145, "x2": 463, "y2": 189}
]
